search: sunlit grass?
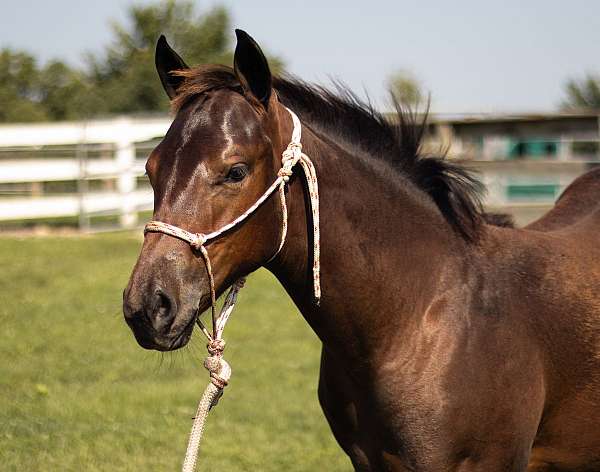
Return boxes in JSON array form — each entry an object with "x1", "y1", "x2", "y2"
[{"x1": 0, "y1": 233, "x2": 349, "y2": 471}]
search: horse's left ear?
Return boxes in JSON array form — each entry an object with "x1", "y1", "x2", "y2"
[{"x1": 234, "y1": 29, "x2": 272, "y2": 109}]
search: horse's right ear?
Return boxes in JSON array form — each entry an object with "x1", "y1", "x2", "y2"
[{"x1": 155, "y1": 35, "x2": 189, "y2": 99}]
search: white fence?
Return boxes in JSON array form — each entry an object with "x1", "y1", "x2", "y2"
[{"x1": 0, "y1": 116, "x2": 172, "y2": 229}]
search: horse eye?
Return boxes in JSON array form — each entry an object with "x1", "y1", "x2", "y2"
[{"x1": 226, "y1": 164, "x2": 248, "y2": 182}]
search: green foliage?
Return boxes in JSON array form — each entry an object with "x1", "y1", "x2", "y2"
[
  {"x1": 0, "y1": 233, "x2": 349, "y2": 470},
  {"x1": 0, "y1": 49, "x2": 100, "y2": 122},
  {"x1": 87, "y1": 0, "x2": 234, "y2": 115},
  {"x1": 0, "y1": 49, "x2": 48, "y2": 122},
  {"x1": 0, "y1": 0, "x2": 284, "y2": 122},
  {"x1": 37, "y1": 61, "x2": 95, "y2": 121},
  {"x1": 562, "y1": 73, "x2": 600, "y2": 110}
]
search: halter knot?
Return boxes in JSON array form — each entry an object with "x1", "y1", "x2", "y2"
[
  {"x1": 232, "y1": 278, "x2": 246, "y2": 290},
  {"x1": 282, "y1": 142, "x2": 302, "y2": 163},
  {"x1": 277, "y1": 166, "x2": 294, "y2": 182},
  {"x1": 203, "y1": 355, "x2": 230, "y2": 389},
  {"x1": 207, "y1": 338, "x2": 226, "y2": 356},
  {"x1": 190, "y1": 233, "x2": 207, "y2": 250},
  {"x1": 205, "y1": 339, "x2": 228, "y2": 388}
]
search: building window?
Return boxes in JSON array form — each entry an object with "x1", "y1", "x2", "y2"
[
  {"x1": 506, "y1": 183, "x2": 559, "y2": 201},
  {"x1": 507, "y1": 139, "x2": 559, "y2": 159}
]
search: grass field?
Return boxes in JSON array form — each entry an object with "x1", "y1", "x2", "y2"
[{"x1": 0, "y1": 233, "x2": 350, "y2": 471}]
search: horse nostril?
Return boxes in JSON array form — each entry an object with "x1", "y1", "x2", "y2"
[
  {"x1": 148, "y1": 288, "x2": 176, "y2": 332},
  {"x1": 155, "y1": 290, "x2": 171, "y2": 318}
]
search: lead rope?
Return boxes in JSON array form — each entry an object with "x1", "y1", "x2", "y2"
[
  {"x1": 181, "y1": 278, "x2": 244, "y2": 472},
  {"x1": 144, "y1": 107, "x2": 320, "y2": 471}
]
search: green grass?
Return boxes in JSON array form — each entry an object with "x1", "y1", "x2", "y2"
[{"x1": 0, "y1": 233, "x2": 350, "y2": 471}]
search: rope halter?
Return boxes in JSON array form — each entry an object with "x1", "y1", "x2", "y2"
[
  {"x1": 144, "y1": 107, "x2": 320, "y2": 356},
  {"x1": 144, "y1": 108, "x2": 320, "y2": 371}
]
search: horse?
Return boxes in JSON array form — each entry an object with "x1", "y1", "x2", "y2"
[
  {"x1": 525, "y1": 166, "x2": 600, "y2": 233},
  {"x1": 123, "y1": 30, "x2": 600, "y2": 471}
]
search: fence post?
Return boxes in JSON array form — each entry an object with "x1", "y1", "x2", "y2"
[
  {"x1": 77, "y1": 122, "x2": 90, "y2": 231},
  {"x1": 116, "y1": 118, "x2": 137, "y2": 228}
]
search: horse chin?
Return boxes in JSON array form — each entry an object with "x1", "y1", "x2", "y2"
[{"x1": 164, "y1": 316, "x2": 196, "y2": 351}]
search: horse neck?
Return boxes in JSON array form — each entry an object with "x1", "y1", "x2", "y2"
[{"x1": 268, "y1": 110, "x2": 467, "y2": 365}]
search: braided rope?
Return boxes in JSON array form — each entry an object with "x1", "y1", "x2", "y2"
[
  {"x1": 143, "y1": 107, "x2": 320, "y2": 471},
  {"x1": 181, "y1": 364, "x2": 229, "y2": 472}
]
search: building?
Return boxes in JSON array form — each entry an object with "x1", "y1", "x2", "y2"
[{"x1": 426, "y1": 111, "x2": 600, "y2": 224}]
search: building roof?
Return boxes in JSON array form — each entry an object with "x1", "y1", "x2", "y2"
[{"x1": 428, "y1": 110, "x2": 599, "y2": 125}]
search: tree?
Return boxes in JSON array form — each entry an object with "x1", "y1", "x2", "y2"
[
  {"x1": 0, "y1": 49, "x2": 48, "y2": 122},
  {"x1": 0, "y1": 49, "x2": 92, "y2": 122},
  {"x1": 562, "y1": 74, "x2": 600, "y2": 110},
  {"x1": 86, "y1": 0, "x2": 236, "y2": 115},
  {"x1": 387, "y1": 70, "x2": 425, "y2": 110},
  {"x1": 0, "y1": 0, "x2": 284, "y2": 122},
  {"x1": 38, "y1": 61, "x2": 93, "y2": 121}
]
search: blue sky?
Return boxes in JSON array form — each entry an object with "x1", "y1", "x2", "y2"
[{"x1": 2, "y1": 0, "x2": 599, "y2": 113}]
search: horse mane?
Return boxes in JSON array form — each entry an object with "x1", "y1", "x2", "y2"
[{"x1": 172, "y1": 65, "x2": 485, "y2": 241}]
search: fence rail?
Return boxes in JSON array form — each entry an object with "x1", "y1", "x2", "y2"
[
  {"x1": 0, "y1": 190, "x2": 152, "y2": 221},
  {"x1": 0, "y1": 158, "x2": 147, "y2": 184}
]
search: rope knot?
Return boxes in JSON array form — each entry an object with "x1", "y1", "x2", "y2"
[
  {"x1": 233, "y1": 278, "x2": 246, "y2": 290},
  {"x1": 282, "y1": 142, "x2": 302, "y2": 164},
  {"x1": 277, "y1": 166, "x2": 293, "y2": 182},
  {"x1": 190, "y1": 233, "x2": 207, "y2": 250},
  {"x1": 203, "y1": 354, "x2": 230, "y2": 389},
  {"x1": 207, "y1": 338, "x2": 226, "y2": 356},
  {"x1": 289, "y1": 142, "x2": 302, "y2": 153}
]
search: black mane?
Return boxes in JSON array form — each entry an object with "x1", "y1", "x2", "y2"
[{"x1": 174, "y1": 66, "x2": 485, "y2": 241}]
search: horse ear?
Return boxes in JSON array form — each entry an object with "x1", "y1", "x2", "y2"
[
  {"x1": 155, "y1": 35, "x2": 189, "y2": 99},
  {"x1": 234, "y1": 29, "x2": 272, "y2": 108}
]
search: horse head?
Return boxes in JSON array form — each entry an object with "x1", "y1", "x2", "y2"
[{"x1": 123, "y1": 31, "x2": 289, "y2": 351}]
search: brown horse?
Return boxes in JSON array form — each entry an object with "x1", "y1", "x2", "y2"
[{"x1": 123, "y1": 30, "x2": 600, "y2": 471}]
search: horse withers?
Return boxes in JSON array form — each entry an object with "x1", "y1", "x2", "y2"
[{"x1": 123, "y1": 30, "x2": 600, "y2": 471}]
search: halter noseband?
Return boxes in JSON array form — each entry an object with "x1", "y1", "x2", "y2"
[{"x1": 143, "y1": 106, "x2": 320, "y2": 359}]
